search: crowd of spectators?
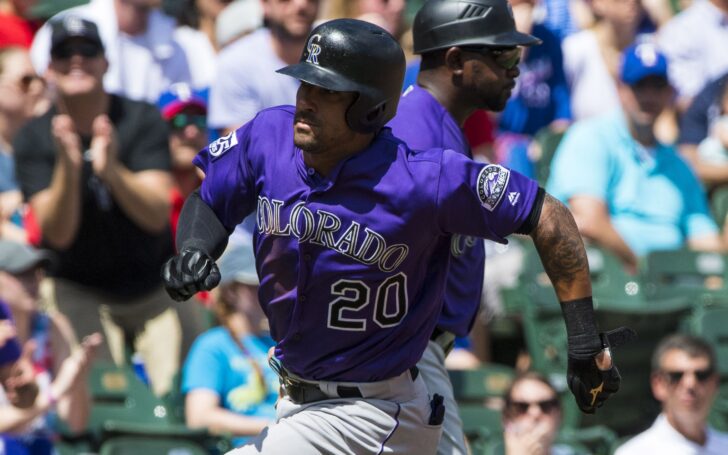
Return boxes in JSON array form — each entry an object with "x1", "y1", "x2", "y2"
[{"x1": 0, "y1": 0, "x2": 728, "y2": 453}]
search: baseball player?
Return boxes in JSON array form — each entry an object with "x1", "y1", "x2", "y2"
[
  {"x1": 162, "y1": 18, "x2": 633, "y2": 454},
  {"x1": 387, "y1": 1, "x2": 540, "y2": 453}
]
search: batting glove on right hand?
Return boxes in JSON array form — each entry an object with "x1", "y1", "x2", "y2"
[
  {"x1": 567, "y1": 327, "x2": 636, "y2": 414},
  {"x1": 161, "y1": 247, "x2": 221, "y2": 301}
]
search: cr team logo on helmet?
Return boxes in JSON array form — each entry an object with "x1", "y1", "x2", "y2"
[
  {"x1": 305, "y1": 34, "x2": 322, "y2": 65},
  {"x1": 277, "y1": 18, "x2": 405, "y2": 134}
]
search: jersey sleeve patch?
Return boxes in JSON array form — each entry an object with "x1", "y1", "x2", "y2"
[
  {"x1": 208, "y1": 131, "x2": 239, "y2": 159},
  {"x1": 476, "y1": 164, "x2": 510, "y2": 211}
]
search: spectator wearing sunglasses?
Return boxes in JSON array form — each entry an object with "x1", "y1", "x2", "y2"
[
  {"x1": 12, "y1": 16, "x2": 206, "y2": 396},
  {"x1": 29, "y1": 0, "x2": 213, "y2": 105},
  {"x1": 502, "y1": 372, "x2": 564, "y2": 455},
  {"x1": 157, "y1": 83, "x2": 208, "y2": 241},
  {"x1": 0, "y1": 47, "x2": 44, "y2": 243},
  {"x1": 547, "y1": 42, "x2": 723, "y2": 274},
  {"x1": 616, "y1": 333, "x2": 728, "y2": 454}
]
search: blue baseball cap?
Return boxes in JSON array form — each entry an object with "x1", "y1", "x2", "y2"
[
  {"x1": 158, "y1": 83, "x2": 208, "y2": 120},
  {"x1": 620, "y1": 42, "x2": 669, "y2": 85}
]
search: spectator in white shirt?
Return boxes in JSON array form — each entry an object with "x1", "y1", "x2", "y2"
[
  {"x1": 207, "y1": 0, "x2": 319, "y2": 135},
  {"x1": 657, "y1": 0, "x2": 728, "y2": 111},
  {"x1": 616, "y1": 333, "x2": 728, "y2": 455},
  {"x1": 30, "y1": 0, "x2": 214, "y2": 104}
]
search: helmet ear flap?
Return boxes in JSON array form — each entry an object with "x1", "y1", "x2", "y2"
[{"x1": 346, "y1": 95, "x2": 388, "y2": 134}]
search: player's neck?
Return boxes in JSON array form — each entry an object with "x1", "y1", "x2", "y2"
[
  {"x1": 303, "y1": 133, "x2": 375, "y2": 176},
  {"x1": 417, "y1": 75, "x2": 471, "y2": 126}
]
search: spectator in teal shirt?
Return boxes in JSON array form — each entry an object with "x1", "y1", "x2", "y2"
[
  {"x1": 182, "y1": 238, "x2": 277, "y2": 446},
  {"x1": 547, "y1": 42, "x2": 723, "y2": 273}
]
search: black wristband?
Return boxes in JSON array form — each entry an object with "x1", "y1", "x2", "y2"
[
  {"x1": 177, "y1": 190, "x2": 231, "y2": 259},
  {"x1": 561, "y1": 297, "x2": 603, "y2": 361}
]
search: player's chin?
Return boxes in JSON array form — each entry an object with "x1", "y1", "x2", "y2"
[{"x1": 294, "y1": 133, "x2": 321, "y2": 153}]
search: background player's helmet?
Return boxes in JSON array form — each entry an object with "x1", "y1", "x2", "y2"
[
  {"x1": 413, "y1": 0, "x2": 541, "y2": 54},
  {"x1": 277, "y1": 18, "x2": 405, "y2": 134}
]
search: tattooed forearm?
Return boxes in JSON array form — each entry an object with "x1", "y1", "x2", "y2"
[{"x1": 530, "y1": 194, "x2": 592, "y2": 300}]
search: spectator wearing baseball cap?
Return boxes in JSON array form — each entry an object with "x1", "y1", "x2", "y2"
[
  {"x1": 29, "y1": 0, "x2": 212, "y2": 104},
  {"x1": 0, "y1": 240, "x2": 103, "y2": 452},
  {"x1": 48, "y1": 15, "x2": 105, "y2": 60},
  {"x1": 181, "y1": 239, "x2": 277, "y2": 446},
  {"x1": 619, "y1": 42, "x2": 669, "y2": 87},
  {"x1": 548, "y1": 42, "x2": 723, "y2": 272},
  {"x1": 13, "y1": 14, "x2": 206, "y2": 397},
  {"x1": 158, "y1": 83, "x2": 208, "y2": 241}
]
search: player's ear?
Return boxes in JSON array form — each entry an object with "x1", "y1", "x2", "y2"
[{"x1": 444, "y1": 47, "x2": 465, "y2": 76}]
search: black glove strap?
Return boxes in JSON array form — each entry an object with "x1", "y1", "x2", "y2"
[
  {"x1": 177, "y1": 190, "x2": 231, "y2": 259},
  {"x1": 561, "y1": 297, "x2": 603, "y2": 361}
]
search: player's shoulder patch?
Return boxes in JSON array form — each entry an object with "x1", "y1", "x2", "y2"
[
  {"x1": 476, "y1": 164, "x2": 510, "y2": 211},
  {"x1": 208, "y1": 131, "x2": 239, "y2": 159}
]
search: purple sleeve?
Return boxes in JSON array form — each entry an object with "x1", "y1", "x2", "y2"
[
  {"x1": 435, "y1": 150, "x2": 539, "y2": 242},
  {"x1": 192, "y1": 121, "x2": 257, "y2": 230}
]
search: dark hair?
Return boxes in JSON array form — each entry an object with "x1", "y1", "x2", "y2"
[
  {"x1": 418, "y1": 48, "x2": 447, "y2": 72},
  {"x1": 503, "y1": 371, "x2": 561, "y2": 417},
  {"x1": 651, "y1": 333, "x2": 717, "y2": 373}
]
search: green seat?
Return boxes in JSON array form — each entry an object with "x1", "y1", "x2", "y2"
[
  {"x1": 640, "y1": 250, "x2": 728, "y2": 305},
  {"x1": 532, "y1": 127, "x2": 566, "y2": 187},
  {"x1": 449, "y1": 364, "x2": 516, "y2": 401},
  {"x1": 711, "y1": 185, "x2": 728, "y2": 228},
  {"x1": 99, "y1": 436, "x2": 209, "y2": 455},
  {"x1": 684, "y1": 305, "x2": 728, "y2": 377},
  {"x1": 449, "y1": 365, "x2": 516, "y2": 450},
  {"x1": 83, "y1": 362, "x2": 176, "y2": 441},
  {"x1": 29, "y1": 0, "x2": 90, "y2": 18}
]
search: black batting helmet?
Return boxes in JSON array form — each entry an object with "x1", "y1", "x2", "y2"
[
  {"x1": 413, "y1": 0, "x2": 541, "y2": 54},
  {"x1": 277, "y1": 18, "x2": 405, "y2": 134}
]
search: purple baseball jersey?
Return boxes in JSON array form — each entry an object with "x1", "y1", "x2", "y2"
[
  {"x1": 388, "y1": 85, "x2": 487, "y2": 337},
  {"x1": 193, "y1": 106, "x2": 538, "y2": 382}
]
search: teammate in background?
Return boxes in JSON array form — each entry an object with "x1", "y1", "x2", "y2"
[
  {"x1": 207, "y1": 0, "x2": 320, "y2": 135},
  {"x1": 163, "y1": 18, "x2": 632, "y2": 454},
  {"x1": 615, "y1": 334, "x2": 728, "y2": 454},
  {"x1": 388, "y1": 0, "x2": 540, "y2": 453},
  {"x1": 13, "y1": 17, "x2": 204, "y2": 396}
]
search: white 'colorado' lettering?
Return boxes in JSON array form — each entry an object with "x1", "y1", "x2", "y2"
[{"x1": 257, "y1": 196, "x2": 409, "y2": 273}]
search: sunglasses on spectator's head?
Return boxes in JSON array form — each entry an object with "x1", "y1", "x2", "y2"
[
  {"x1": 169, "y1": 114, "x2": 207, "y2": 131},
  {"x1": 52, "y1": 41, "x2": 103, "y2": 60},
  {"x1": 507, "y1": 397, "x2": 560, "y2": 416},
  {"x1": 660, "y1": 368, "x2": 715, "y2": 385},
  {"x1": 462, "y1": 46, "x2": 522, "y2": 70}
]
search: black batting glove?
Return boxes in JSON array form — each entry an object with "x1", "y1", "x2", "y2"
[
  {"x1": 561, "y1": 298, "x2": 637, "y2": 414},
  {"x1": 161, "y1": 247, "x2": 221, "y2": 301}
]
